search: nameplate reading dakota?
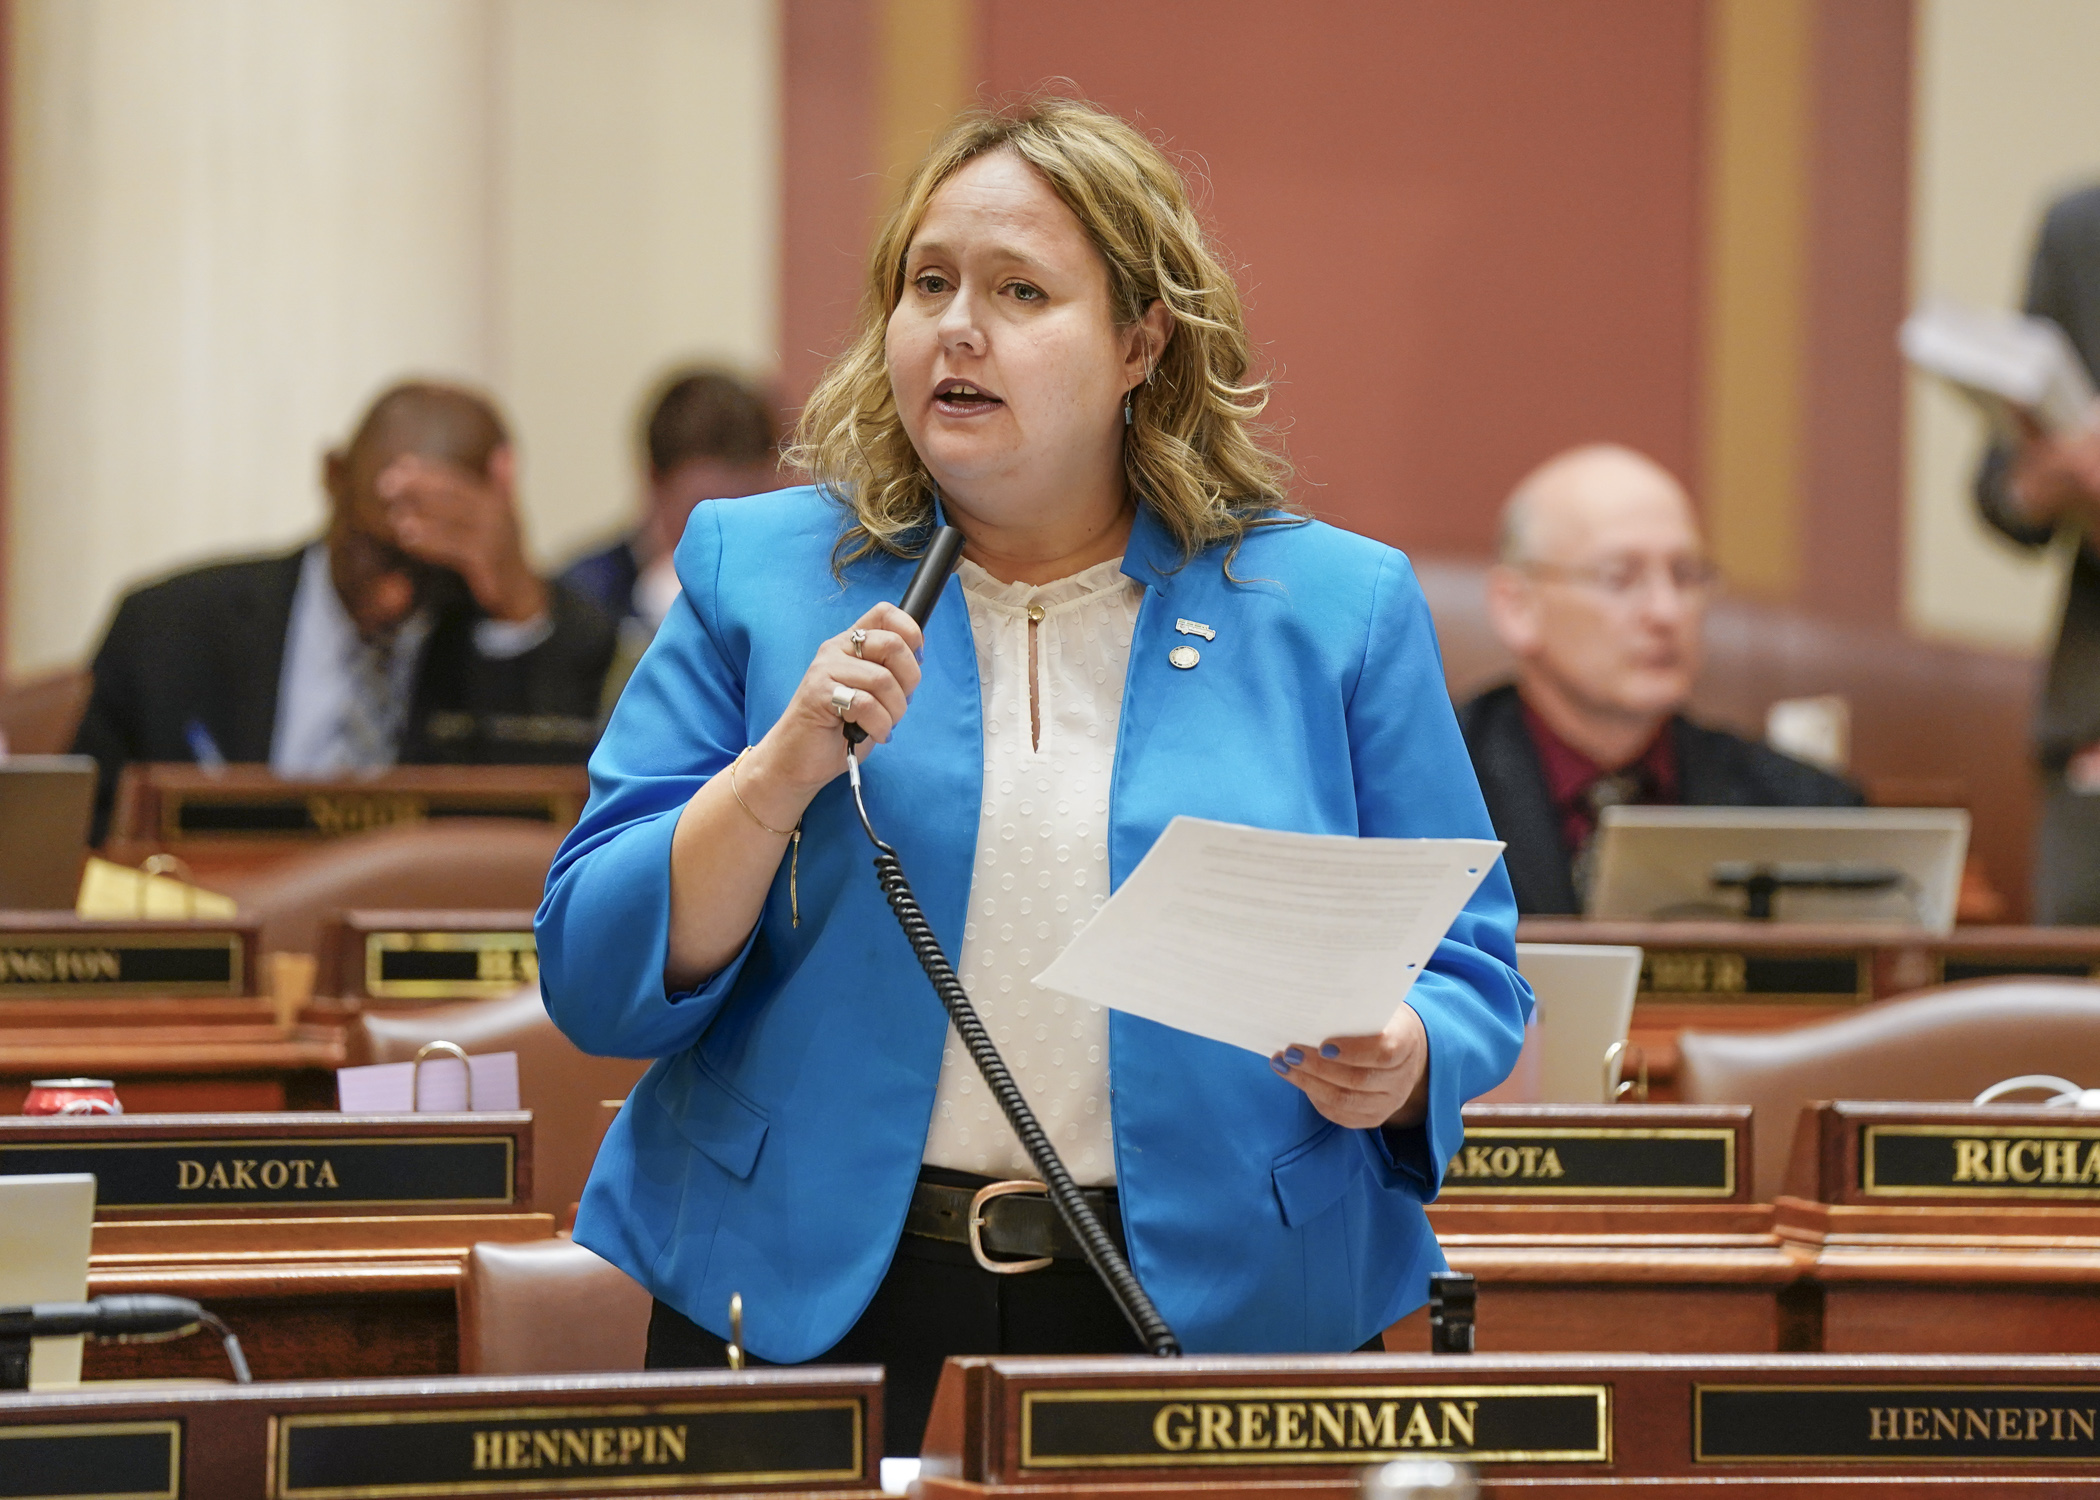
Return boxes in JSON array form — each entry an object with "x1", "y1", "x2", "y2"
[
  {"x1": 1864, "y1": 1124, "x2": 2100, "y2": 1200},
  {"x1": 0, "y1": 1421, "x2": 180, "y2": 1500},
  {"x1": 1440, "y1": 1127, "x2": 1736, "y2": 1198},
  {"x1": 0, "y1": 931, "x2": 244, "y2": 998},
  {"x1": 1019, "y1": 1385, "x2": 1610, "y2": 1469},
  {"x1": 274, "y1": 1399, "x2": 864, "y2": 1498},
  {"x1": 1697, "y1": 1385, "x2": 2100, "y2": 1463},
  {"x1": 365, "y1": 931, "x2": 538, "y2": 999},
  {"x1": 0, "y1": 1135, "x2": 513, "y2": 1209}
]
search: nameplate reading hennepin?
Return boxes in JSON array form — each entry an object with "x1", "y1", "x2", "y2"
[
  {"x1": 1019, "y1": 1386, "x2": 1610, "y2": 1468},
  {"x1": 273, "y1": 1400, "x2": 864, "y2": 1498},
  {"x1": 0, "y1": 930, "x2": 244, "y2": 998},
  {"x1": 1440, "y1": 1128, "x2": 1736, "y2": 1198},
  {"x1": 0, "y1": 1421, "x2": 180, "y2": 1500},
  {"x1": 0, "y1": 1135, "x2": 513, "y2": 1209},
  {"x1": 1696, "y1": 1385, "x2": 2100, "y2": 1463},
  {"x1": 1864, "y1": 1123, "x2": 2100, "y2": 1200}
]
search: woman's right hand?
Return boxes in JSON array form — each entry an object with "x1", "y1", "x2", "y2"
[{"x1": 735, "y1": 603, "x2": 926, "y2": 822}]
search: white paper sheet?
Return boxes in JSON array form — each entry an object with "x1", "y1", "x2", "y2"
[
  {"x1": 335, "y1": 1051, "x2": 521, "y2": 1113},
  {"x1": 1031, "y1": 817, "x2": 1502, "y2": 1057}
]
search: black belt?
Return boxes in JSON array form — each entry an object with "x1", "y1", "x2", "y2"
[{"x1": 904, "y1": 1175, "x2": 1120, "y2": 1273}]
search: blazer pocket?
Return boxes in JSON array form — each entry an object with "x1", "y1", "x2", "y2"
[
  {"x1": 652, "y1": 1049, "x2": 771, "y2": 1180},
  {"x1": 1270, "y1": 1120, "x2": 1364, "y2": 1228}
]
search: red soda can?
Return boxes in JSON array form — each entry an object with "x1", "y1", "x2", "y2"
[{"x1": 24, "y1": 1078, "x2": 122, "y2": 1116}]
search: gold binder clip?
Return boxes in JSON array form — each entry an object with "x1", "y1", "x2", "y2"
[
  {"x1": 411, "y1": 1040, "x2": 473, "y2": 1112},
  {"x1": 138, "y1": 853, "x2": 200, "y2": 919},
  {"x1": 1604, "y1": 1040, "x2": 1648, "y2": 1104},
  {"x1": 726, "y1": 1292, "x2": 745, "y2": 1371}
]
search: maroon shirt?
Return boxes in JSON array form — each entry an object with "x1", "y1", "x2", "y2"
[{"x1": 1519, "y1": 700, "x2": 1680, "y2": 853}]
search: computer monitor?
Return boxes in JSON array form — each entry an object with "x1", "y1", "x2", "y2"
[
  {"x1": 0, "y1": 1173, "x2": 97, "y2": 1386},
  {"x1": 1585, "y1": 805, "x2": 1970, "y2": 934},
  {"x1": 0, "y1": 755, "x2": 95, "y2": 910}
]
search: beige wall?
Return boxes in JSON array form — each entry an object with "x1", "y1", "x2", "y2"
[
  {"x1": 1906, "y1": 0, "x2": 2100, "y2": 653},
  {"x1": 5, "y1": 0, "x2": 777, "y2": 680}
]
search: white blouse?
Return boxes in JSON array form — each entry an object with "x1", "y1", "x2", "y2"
[{"x1": 920, "y1": 555, "x2": 1143, "y2": 1186}]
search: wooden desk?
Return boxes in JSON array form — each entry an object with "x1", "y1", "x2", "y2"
[
  {"x1": 106, "y1": 763, "x2": 587, "y2": 882},
  {"x1": 0, "y1": 1003, "x2": 342, "y2": 1112},
  {"x1": 314, "y1": 908, "x2": 537, "y2": 1009},
  {"x1": 1517, "y1": 919, "x2": 2100, "y2": 1096}
]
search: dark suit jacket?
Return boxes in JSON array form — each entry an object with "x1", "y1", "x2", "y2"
[
  {"x1": 557, "y1": 535, "x2": 642, "y2": 625},
  {"x1": 1457, "y1": 683, "x2": 1867, "y2": 915},
  {"x1": 1975, "y1": 184, "x2": 2100, "y2": 771},
  {"x1": 72, "y1": 546, "x2": 616, "y2": 839}
]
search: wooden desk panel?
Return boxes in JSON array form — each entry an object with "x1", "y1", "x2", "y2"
[
  {"x1": 314, "y1": 908, "x2": 538, "y2": 1008},
  {"x1": 0, "y1": 1019, "x2": 343, "y2": 1112}
]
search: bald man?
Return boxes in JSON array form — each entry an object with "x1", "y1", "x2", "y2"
[
  {"x1": 1458, "y1": 444, "x2": 1860, "y2": 915},
  {"x1": 73, "y1": 381, "x2": 615, "y2": 836}
]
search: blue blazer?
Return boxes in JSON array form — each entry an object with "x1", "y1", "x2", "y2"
[{"x1": 538, "y1": 486, "x2": 1530, "y2": 1364}]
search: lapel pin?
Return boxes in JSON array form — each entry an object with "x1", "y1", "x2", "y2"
[
  {"x1": 1174, "y1": 618, "x2": 1215, "y2": 640},
  {"x1": 1169, "y1": 645, "x2": 1200, "y2": 669}
]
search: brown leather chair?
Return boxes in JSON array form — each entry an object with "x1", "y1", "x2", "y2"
[
  {"x1": 459, "y1": 1237, "x2": 651, "y2": 1374},
  {"x1": 350, "y1": 988, "x2": 652, "y2": 1220},
  {"x1": 1676, "y1": 979, "x2": 2100, "y2": 1201},
  {"x1": 0, "y1": 667, "x2": 90, "y2": 754},
  {"x1": 219, "y1": 818, "x2": 566, "y2": 955},
  {"x1": 1413, "y1": 558, "x2": 2041, "y2": 920}
]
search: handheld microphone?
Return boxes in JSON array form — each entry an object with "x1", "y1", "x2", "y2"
[
  {"x1": 842, "y1": 525, "x2": 966, "y2": 748},
  {"x1": 0, "y1": 1295, "x2": 251, "y2": 1388}
]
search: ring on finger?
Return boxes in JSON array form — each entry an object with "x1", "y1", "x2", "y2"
[
  {"x1": 847, "y1": 628, "x2": 868, "y2": 659},
  {"x1": 828, "y1": 683, "x2": 857, "y2": 721}
]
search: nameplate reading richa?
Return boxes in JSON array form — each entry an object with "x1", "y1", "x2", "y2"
[
  {"x1": 273, "y1": 1399, "x2": 866, "y2": 1498},
  {"x1": 1018, "y1": 1385, "x2": 1610, "y2": 1469}
]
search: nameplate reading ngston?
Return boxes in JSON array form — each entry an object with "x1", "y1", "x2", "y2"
[
  {"x1": 365, "y1": 931, "x2": 538, "y2": 1000},
  {"x1": 0, "y1": 931, "x2": 243, "y2": 998},
  {"x1": 1864, "y1": 1123, "x2": 2100, "y2": 1201},
  {"x1": 274, "y1": 1399, "x2": 864, "y2": 1498},
  {"x1": 0, "y1": 1135, "x2": 513, "y2": 1210},
  {"x1": 0, "y1": 1421, "x2": 179, "y2": 1500},
  {"x1": 1440, "y1": 1128, "x2": 1736, "y2": 1198},
  {"x1": 1697, "y1": 1385, "x2": 2100, "y2": 1463},
  {"x1": 1019, "y1": 1385, "x2": 1610, "y2": 1469}
]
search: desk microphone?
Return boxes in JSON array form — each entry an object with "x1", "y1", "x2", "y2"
[
  {"x1": 0, "y1": 1295, "x2": 251, "y2": 1388},
  {"x1": 841, "y1": 523, "x2": 1181, "y2": 1357}
]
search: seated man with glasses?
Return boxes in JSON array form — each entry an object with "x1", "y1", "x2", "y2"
[{"x1": 1458, "y1": 443, "x2": 1861, "y2": 915}]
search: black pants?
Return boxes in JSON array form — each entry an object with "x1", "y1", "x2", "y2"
[{"x1": 645, "y1": 1168, "x2": 1144, "y2": 1455}]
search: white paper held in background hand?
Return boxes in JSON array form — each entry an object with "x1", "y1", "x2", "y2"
[{"x1": 1031, "y1": 817, "x2": 1504, "y2": 1056}]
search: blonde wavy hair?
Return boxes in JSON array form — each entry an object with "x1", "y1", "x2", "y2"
[{"x1": 787, "y1": 94, "x2": 1298, "y2": 572}]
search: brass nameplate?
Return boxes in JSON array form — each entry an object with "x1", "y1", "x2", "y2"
[
  {"x1": 1939, "y1": 956, "x2": 2099, "y2": 985},
  {"x1": 0, "y1": 1135, "x2": 514, "y2": 1210},
  {"x1": 1863, "y1": 1123, "x2": 2100, "y2": 1201},
  {"x1": 1440, "y1": 1127, "x2": 1736, "y2": 1198},
  {"x1": 1641, "y1": 950, "x2": 1867, "y2": 1003},
  {"x1": 272, "y1": 1398, "x2": 864, "y2": 1498},
  {"x1": 1018, "y1": 1385, "x2": 1610, "y2": 1469},
  {"x1": 1696, "y1": 1384, "x2": 2100, "y2": 1463},
  {"x1": 365, "y1": 931, "x2": 538, "y2": 1000},
  {"x1": 162, "y1": 792, "x2": 561, "y2": 841},
  {"x1": 0, "y1": 1420, "x2": 180, "y2": 1499},
  {"x1": 0, "y1": 931, "x2": 244, "y2": 999}
]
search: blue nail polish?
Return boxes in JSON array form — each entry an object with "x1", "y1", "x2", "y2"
[
  {"x1": 1284, "y1": 1047, "x2": 1304, "y2": 1066},
  {"x1": 913, "y1": 647, "x2": 924, "y2": 663},
  {"x1": 1321, "y1": 1043, "x2": 1340, "y2": 1059},
  {"x1": 1269, "y1": 1056, "x2": 1289, "y2": 1076}
]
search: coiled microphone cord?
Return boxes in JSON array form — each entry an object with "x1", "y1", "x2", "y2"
[{"x1": 846, "y1": 747, "x2": 1181, "y2": 1358}]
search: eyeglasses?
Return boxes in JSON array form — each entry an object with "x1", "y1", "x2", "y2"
[{"x1": 1522, "y1": 556, "x2": 1721, "y2": 601}]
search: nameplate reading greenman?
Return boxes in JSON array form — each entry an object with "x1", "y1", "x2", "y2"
[
  {"x1": 1018, "y1": 1385, "x2": 1610, "y2": 1468},
  {"x1": 273, "y1": 1399, "x2": 864, "y2": 1498}
]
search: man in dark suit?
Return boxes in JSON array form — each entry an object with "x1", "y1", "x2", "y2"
[
  {"x1": 1458, "y1": 444, "x2": 1861, "y2": 915},
  {"x1": 73, "y1": 381, "x2": 614, "y2": 838},
  {"x1": 1974, "y1": 185, "x2": 2100, "y2": 923}
]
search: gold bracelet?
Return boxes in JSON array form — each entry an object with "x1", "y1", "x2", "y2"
[
  {"x1": 727, "y1": 748, "x2": 802, "y2": 928},
  {"x1": 727, "y1": 748, "x2": 796, "y2": 836}
]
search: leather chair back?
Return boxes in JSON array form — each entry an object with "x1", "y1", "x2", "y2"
[
  {"x1": 1412, "y1": 559, "x2": 2041, "y2": 920},
  {"x1": 459, "y1": 1237, "x2": 651, "y2": 1374},
  {"x1": 219, "y1": 818, "x2": 566, "y2": 955},
  {"x1": 350, "y1": 988, "x2": 652, "y2": 1219},
  {"x1": 1676, "y1": 979, "x2": 2100, "y2": 1201}
]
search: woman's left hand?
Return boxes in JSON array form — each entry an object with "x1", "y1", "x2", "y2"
[{"x1": 1271, "y1": 1004, "x2": 1430, "y2": 1130}]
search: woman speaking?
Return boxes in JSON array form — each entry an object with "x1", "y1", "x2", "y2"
[{"x1": 539, "y1": 96, "x2": 1529, "y2": 1453}]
